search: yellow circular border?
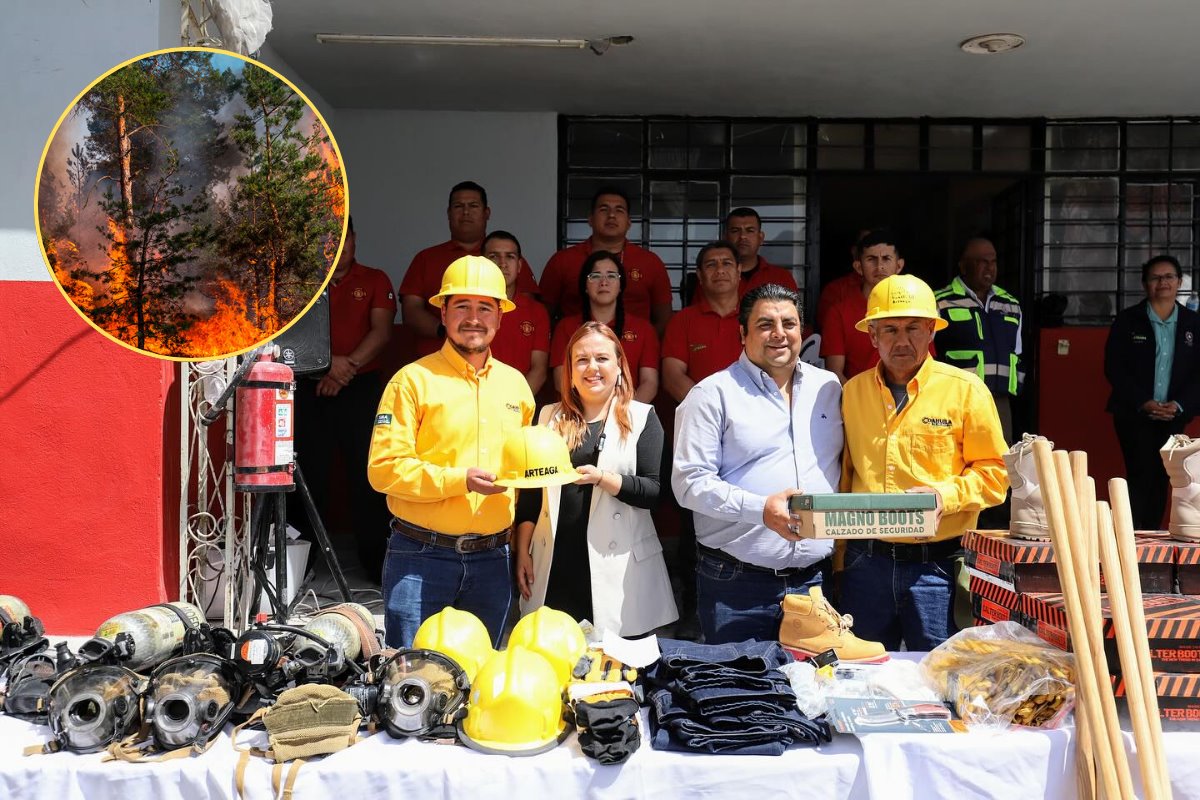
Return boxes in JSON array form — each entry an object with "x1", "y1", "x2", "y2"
[{"x1": 33, "y1": 46, "x2": 350, "y2": 363}]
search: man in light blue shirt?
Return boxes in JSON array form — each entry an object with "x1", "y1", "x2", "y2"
[{"x1": 673, "y1": 283, "x2": 844, "y2": 643}]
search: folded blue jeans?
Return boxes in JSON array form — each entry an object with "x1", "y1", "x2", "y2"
[{"x1": 646, "y1": 639, "x2": 829, "y2": 755}]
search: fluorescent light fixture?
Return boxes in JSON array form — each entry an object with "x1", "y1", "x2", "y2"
[{"x1": 315, "y1": 33, "x2": 634, "y2": 55}]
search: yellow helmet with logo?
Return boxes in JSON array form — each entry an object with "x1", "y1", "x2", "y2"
[
  {"x1": 507, "y1": 606, "x2": 588, "y2": 690},
  {"x1": 494, "y1": 426, "x2": 580, "y2": 489},
  {"x1": 457, "y1": 646, "x2": 569, "y2": 756},
  {"x1": 411, "y1": 607, "x2": 494, "y2": 683},
  {"x1": 855, "y1": 274, "x2": 948, "y2": 333},
  {"x1": 429, "y1": 255, "x2": 515, "y2": 312}
]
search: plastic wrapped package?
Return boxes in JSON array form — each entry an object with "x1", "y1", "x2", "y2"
[
  {"x1": 780, "y1": 661, "x2": 826, "y2": 718},
  {"x1": 782, "y1": 658, "x2": 941, "y2": 718},
  {"x1": 921, "y1": 622, "x2": 1075, "y2": 729}
]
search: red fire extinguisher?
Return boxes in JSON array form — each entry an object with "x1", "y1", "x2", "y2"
[{"x1": 235, "y1": 349, "x2": 295, "y2": 492}]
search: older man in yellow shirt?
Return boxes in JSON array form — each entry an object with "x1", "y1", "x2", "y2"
[
  {"x1": 839, "y1": 274, "x2": 1007, "y2": 651},
  {"x1": 369, "y1": 256, "x2": 535, "y2": 647}
]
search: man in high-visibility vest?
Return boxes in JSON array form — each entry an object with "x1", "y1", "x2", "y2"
[{"x1": 934, "y1": 235, "x2": 1023, "y2": 442}]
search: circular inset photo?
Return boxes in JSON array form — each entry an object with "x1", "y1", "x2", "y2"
[{"x1": 36, "y1": 47, "x2": 347, "y2": 360}]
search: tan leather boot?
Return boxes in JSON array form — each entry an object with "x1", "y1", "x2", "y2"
[
  {"x1": 1161, "y1": 434, "x2": 1200, "y2": 541},
  {"x1": 1003, "y1": 433, "x2": 1051, "y2": 540},
  {"x1": 779, "y1": 587, "x2": 888, "y2": 664}
]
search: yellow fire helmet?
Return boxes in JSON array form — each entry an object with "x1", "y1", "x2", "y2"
[
  {"x1": 855, "y1": 273, "x2": 949, "y2": 333},
  {"x1": 507, "y1": 607, "x2": 588, "y2": 691},
  {"x1": 457, "y1": 646, "x2": 571, "y2": 756},
  {"x1": 411, "y1": 607, "x2": 495, "y2": 683},
  {"x1": 494, "y1": 425, "x2": 581, "y2": 489},
  {"x1": 429, "y1": 255, "x2": 515, "y2": 312}
]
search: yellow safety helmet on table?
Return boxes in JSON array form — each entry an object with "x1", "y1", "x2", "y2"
[
  {"x1": 856, "y1": 274, "x2": 948, "y2": 332},
  {"x1": 411, "y1": 607, "x2": 494, "y2": 683},
  {"x1": 429, "y1": 255, "x2": 515, "y2": 312},
  {"x1": 508, "y1": 606, "x2": 588, "y2": 690},
  {"x1": 457, "y1": 646, "x2": 570, "y2": 756}
]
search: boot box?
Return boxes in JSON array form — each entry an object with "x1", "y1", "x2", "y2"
[
  {"x1": 1174, "y1": 540, "x2": 1200, "y2": 595},
  {"x1": 1022, "y1": 592, "x2": 1200, "y2": 673},
  {"x1": 962, "y1": 530, "x2": 1174, "y2": 594},
  {"x1": 967, "y1": 568, "x2": 1025, "y2": 625},
  {"x1": 1113, "y1": 672, "x2": 1200, "y2": 727},
  {"x1": 789, "y1": 493, "x2": 937, "y2": 540}
]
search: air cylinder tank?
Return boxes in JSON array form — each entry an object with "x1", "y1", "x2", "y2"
[{"x1": 92, "y1": 602, "x2": 205, "y2": 671}]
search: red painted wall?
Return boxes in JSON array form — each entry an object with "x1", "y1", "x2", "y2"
[
  {"x1": 1038, "y1": 326, "x2": 1200, "y2": 520},
  {"x1": 0, "y1": 281, "x2": 174, "y2": 634}
]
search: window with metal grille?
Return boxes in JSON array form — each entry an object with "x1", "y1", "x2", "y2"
[
  {"x1": 1043, "y1": 120, "x2": 1199, "y2": 324},
  {"x1": 561, "y1": 117, "x2": 1200, "y2": 324}
]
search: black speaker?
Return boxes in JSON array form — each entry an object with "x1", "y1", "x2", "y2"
[{"x1": 276, "y1": 291, "x2": 331, "y2": 376}]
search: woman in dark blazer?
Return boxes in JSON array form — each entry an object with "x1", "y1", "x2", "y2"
[{"x1": 1104, "y1": 255, "x2": 1200, "y2": 529}]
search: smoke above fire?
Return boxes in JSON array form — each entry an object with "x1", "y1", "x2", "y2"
[{"x1": 37, "y1": 50, "x2": 346, "y2": 359}]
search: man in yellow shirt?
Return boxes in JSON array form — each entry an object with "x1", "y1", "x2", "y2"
[
  {"x1": 368, "y1": 256, "x2": 535, "y2": 647},
  {"x1": 840, "y1": 274, "x2": 1007, "y2": 650}
]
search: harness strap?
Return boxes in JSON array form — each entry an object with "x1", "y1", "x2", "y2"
[
  {"x1": 235, "y1": 750, "x2": 252, "y2": 800},
  {"x1": 325, "y1": 605, "x2": 381, "y2": 660},
  {"x1": 274, "y1": 759, "x2": 305, "y2": 800}
]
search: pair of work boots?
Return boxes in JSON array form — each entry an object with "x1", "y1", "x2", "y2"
[{"x1": 1003, "y1": 432, "x2": 1200, "y2": 542}]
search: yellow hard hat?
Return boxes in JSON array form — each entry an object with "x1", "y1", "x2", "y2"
[
  {"x1": 494, "y1": 426, "x2": 581, "y2": 489},
  {"x1": 411, "y1": 606, "x2": 495, "y2": 683},
  {"x1": 507, "y1": 606, "x2": 588, "y2": 690},
  {"x1": 429, "y1": 255, "x2": 515, "y2": 312},
  {"x1": 457, "y1": 646, "x2": 570, "y2": 756},
  {"x1": 855, "y1": 274, "x2": 949, "y2": 333}
]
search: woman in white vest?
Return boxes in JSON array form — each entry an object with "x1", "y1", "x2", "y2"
[{"x1": 513, "y1": 322, "x2": 678, "y2": 637}]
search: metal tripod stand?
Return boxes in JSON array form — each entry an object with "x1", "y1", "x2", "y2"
[{"x1": 201, "y1": 346, "x2": 353, "y2": 623}]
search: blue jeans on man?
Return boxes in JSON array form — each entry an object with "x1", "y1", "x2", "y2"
[
  {"x1": 837, "y1": 539, "x2": 959, "y2": 651},
  {"x1": 381, "y1": 532, "x2": 512, "y2": 648},
  {"x1": 694, "y1": 545, "x2": 825, "y2": 644}
]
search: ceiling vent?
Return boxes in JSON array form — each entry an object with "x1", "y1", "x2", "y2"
[{"x1": 959, "y1": 33, "x2": 1026, "y2": 55}]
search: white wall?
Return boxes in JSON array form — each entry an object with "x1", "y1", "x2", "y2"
[
  {"x1": 331, "y1": 110, "x2": 558, "y2": 290},
  {"x1": 257, "y1": 43, "x2": 336, "y2": 128},
  {"x1": 1, "y1": 0, "x2": 175, "y2": 279}
]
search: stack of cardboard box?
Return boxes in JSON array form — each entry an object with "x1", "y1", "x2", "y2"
[{"x1": 964, "y1": 529, "x2": 1200, "y2": 721}]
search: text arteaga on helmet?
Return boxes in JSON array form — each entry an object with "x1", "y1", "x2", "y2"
[{"x1": 524, "y1": 465, "x2": 560, "y2": 478}]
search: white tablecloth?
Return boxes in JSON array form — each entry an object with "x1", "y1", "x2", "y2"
[{"x1": 3, "y1": 711, "x2": 1198, "y2": 800}]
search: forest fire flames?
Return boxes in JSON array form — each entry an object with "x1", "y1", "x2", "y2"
[
  {"x1": 315, "y1": 139, "x2": 346, "y2": 263},
  {"x1": 184, "y1": 275, "x2": 268, "y2": 358},
  {"x1": 45, "y1": 236, "x2": 93, "y2": 308},
  {"x1": 317, "y1": 139, "x2": 345, "y2": 221}
]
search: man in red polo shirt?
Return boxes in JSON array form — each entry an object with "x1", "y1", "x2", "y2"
[
  {"x1": 822, "y1": 228, "x2": 925, "y2": 384},
  {"x1": 293, "y1": 217, "x2": 397, "y2": 576},
  {"x1": 661, "y1": 240, "x2": 744, "y2": 639},
  {"x1": 483, "y1": 230, "x2": 550, "y2": 395},
  {"x1": 680, "y1": 208, "x2": 799, "y2": 306},
  {"x1": 540, "y1": 186, "x2": 673, "y2": 337},
  {"x1": 816, "y1": 228, "x2": 870, "y2": 333},
  {"x1": 663, "y1": 241, "x2": 744, "y2": 401},
  {"x1": 399, "y1": 181, "x2": 539, "y2": 357},
  {"x1": 726, "y1": 207, "x2": 798, "y2": 297}
]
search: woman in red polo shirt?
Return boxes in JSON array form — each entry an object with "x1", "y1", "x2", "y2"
[{"x1": 550, "y1": 250, "x2": 660, "y2": 402}]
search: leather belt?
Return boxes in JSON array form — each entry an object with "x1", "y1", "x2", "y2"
[
  {"x1": 846, "y1": 537, "x2": 962, "y2": 563},
  {"x1": 697, "y1": 544, "x2": 823, "y2": 578},
  {"x1": 390, "y1": 518, "x2": 511, "y2": 554}
]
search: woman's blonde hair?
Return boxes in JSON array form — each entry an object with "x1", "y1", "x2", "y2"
[{"x1": 553, "y1": 321, "x2": 634, "y2": 450}]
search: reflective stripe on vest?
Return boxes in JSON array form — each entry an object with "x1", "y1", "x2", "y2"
[{"x1": 936, "y1": 278, "x2": 1022, "y2": 396}]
